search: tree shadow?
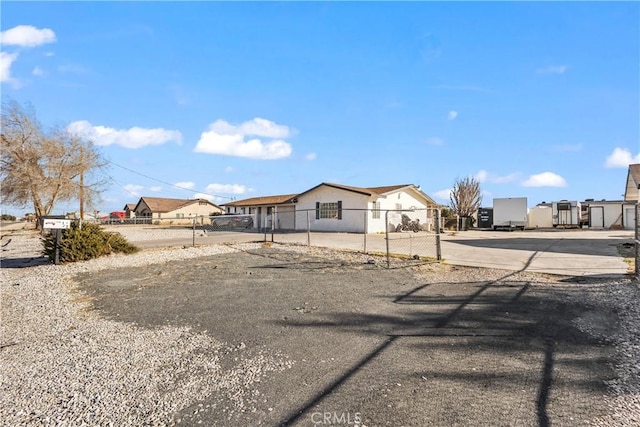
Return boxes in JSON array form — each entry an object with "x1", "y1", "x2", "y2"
[
  {"x1": 0, "y1": 256, "x2": 51, "y2": 268},
  {"x1": 276, "y1": 265, "x2": 618, "y2": 426}
]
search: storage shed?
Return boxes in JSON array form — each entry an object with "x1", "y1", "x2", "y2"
[{"x1": 581, "y1": 200, "x2": 635, "y2": 230}]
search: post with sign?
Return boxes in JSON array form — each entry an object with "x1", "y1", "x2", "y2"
[{"x1": 42, "y1": 217, "x2": 71, "y2": 265}]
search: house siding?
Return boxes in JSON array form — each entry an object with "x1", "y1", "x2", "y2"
[
  {"x1": 375, "y1": 189, "x2": 434, "y2": 233},
  {"x1": 295, "y1": 186, "x2": 371, "y2": 232}
]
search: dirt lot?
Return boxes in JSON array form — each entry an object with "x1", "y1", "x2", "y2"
[{"x1": 76, "y1": 246, "x2": 620, "y2": 426}]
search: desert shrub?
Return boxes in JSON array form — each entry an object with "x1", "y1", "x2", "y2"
[
  {"x1": 42, "y1": 221, "x2": 138, "y2": 263},
  {"x1": 1, "y1": 214, "x2": 16, "y2": 221}
]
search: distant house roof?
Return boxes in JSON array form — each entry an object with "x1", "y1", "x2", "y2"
[
  {"x1": 124, "y1": 203, "x2": 136, "y2": 211},
  {"x1": 134, "y1": 197, "x2": 221, "y2": 213},
  {"x1": 222, "y1": 194, "x2": 298, "y2": 207},
  {"x1": 625, "y1": 164, "x2": 640, "y2": 201},
  {"x1": 223, "y1": 182, "x2": 436, "y2": 207}
]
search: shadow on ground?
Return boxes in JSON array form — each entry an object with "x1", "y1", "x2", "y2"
[{"x1": 446, "y1": 237, "x2": 628, "y2": 257}]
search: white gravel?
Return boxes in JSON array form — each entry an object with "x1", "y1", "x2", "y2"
[
  {"x1": 0, "y1": 230, "x2": 291, "y2": 426},
  {"x1": 1, "y1": 228, "x2": 639, "y2": 425}
]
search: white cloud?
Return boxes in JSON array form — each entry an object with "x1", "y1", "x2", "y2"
[
  {"x1": 475, "y1": 169, "x2": 519, "y2": 184},
  {"x1": 194, "y1": 118, "x2": 294, "y2": 160},
  {"x1": 0, "y1": 52, "x2": 19, "y2": 83},
  {"x1": 224, "y1": 166, "x2": 235, "y2": 173},
  {"x1": 522, "y1": 172, "x2": 567, "y2": 188},
  {"x1": 537, "y1": 65, "x2": 568, "y2": 75},
  {"x1": 44, "y1": 51, "x2": 55, "y2": 57},
  {"x1": 204, "y1": 183, "x2": 251, "y2": 195},
  {"x1": 305, "y1": 152, "x2": 317, "y2": 161},
  {"x1": 426, "y1": 137, "x2": 444, "y2": 146},
  {"x1": 149, "y1": 186, "x2": 162, "y2": 192},
  {"x1": 32, "y1": 66, "x2": 44, "y2": 76},
  {"x1": 447, "y1": 110, "x2": 458, "y2": 120},
  {"x1": 433, "y1": 189, "x2": 452, "y2": 201},
  {"x1": 173, "y1": 181, "x2": 195, "y2": 190},
  {"x1": 67, "y1": 120, "x2": 182, "y2": 149},
  {"x1": 123, "y1": 184, "x2": 144, "y2": 197},
  {"x1": 0, "y1": 25, "x2": 56, "y2": 47},
  {"x1": 605, "y1": 147, "x2": 640, "y2": 168}
]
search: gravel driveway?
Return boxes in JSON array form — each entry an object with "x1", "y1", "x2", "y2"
[{"x1": 1, "y1": 229, "x2": 639, "y2": 426}]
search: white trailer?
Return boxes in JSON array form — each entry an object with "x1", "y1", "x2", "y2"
[
  {"x1": 552, "y1": 200, "x2": 581, "y2": 228},
  {"x1": 492, "y1": 197, "x2": 528, "y2": 230}
]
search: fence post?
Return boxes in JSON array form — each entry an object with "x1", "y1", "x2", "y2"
[
  {"x1": 364, "y1": 211, "x2": 368, "y2": 253},
  {"x1": 263, "y1": 217, "x2": 267, "y2": 242},
  {"x1": 636, "y1": 203, "x2": 640, "y2": 281},
  {"x1": 385, "y1": 210, "x2": 390, "y2": 268},
  {"x1": 307, "y1": 210, "x2": 311, "y2": 247},
  {"x1": 192, "y1": 217, "x2": 196, "y2": 247},
  {"x1": 435, "y1": 209, "x2": 442, "y2": 261}
]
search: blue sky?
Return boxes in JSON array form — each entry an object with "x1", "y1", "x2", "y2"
[{"x1": 1, "y1": 1, "x2": 639, "y2": 215}]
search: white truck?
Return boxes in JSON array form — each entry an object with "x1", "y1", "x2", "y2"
[{"x1": 492, "y1": 197, "x2": 528, "y2": 231}]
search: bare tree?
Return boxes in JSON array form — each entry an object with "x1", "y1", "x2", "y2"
[
  {"x1": 450, "y1": 176, "x2": 482, "y2": 219},
  {"x1": 1, "y1": 99, "x2": 105, "y2": 224}
]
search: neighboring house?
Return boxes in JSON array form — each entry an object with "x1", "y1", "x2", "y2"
[
  {"x1": 624, "y1": 163, "x2": 640, "y2": 202},
  {"x1": 133, "y1": 197, "x2": 223, "y2": 224},
  {"x1": 222, "y1": 182, "x2": 437, "y2": 233},
  {"x1": 124, "y1": 203, "x2": 137, "y2": 218}
]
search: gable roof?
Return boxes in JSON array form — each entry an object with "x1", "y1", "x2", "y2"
[
  {"x1": 224, "y1": 182, "x2": 436, "y2": 207},
  {"x1": 222, "y1": 194, "x2": 298, "y2": 207},
  {"x1": 625, "y1": 164, "x2": 640, "y2": 201},
  {"x1": 124, "y1": 203, "x2": 136, "y2": 211},
  {"x1": 134, "y1": 197, "x2": 221, "y2": 213}
]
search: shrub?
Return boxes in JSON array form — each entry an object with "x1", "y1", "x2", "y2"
[
  {"x1": 1, "y1": 214, "x2": 16, "y2": 221},
  {"x1": 42, "y1": 221, "x2": 139, "y2": 263}
]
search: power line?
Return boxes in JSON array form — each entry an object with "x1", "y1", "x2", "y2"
[{"x1": 104, "y1": 159, "x2": 235, "y2": 201}]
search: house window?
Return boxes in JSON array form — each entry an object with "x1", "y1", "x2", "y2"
[
  {"x1": 372, "y1": 201, "x2": 381, "y2": 219},
  {"x1": 396, "y1": 203, "x2": 402, "y2": 211},
  {"x1": 316, "y1": 201, "x2": 342, "y2": 219},
  {"x1": 199, "y1": 201, "x2": 207, "y2": 206},
  {"x1": 176, "y1": 213, "x2": 184, "y2": 219}
]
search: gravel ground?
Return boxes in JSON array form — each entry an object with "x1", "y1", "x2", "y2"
[
  {"x1": 1, "y1": 230, "x2": 293, "y2": 425},
  {"x1": 1, "y1": 228, "x2": 639, "y2": 426}
]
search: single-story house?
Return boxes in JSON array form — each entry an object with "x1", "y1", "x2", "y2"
[
  {"x1": 133, "y1": 197, "x2": 224, "y2": 224},
  {"x1": 222, "y1": 182, "x2": 438, "y2": 233},
  {"x1": 123, "y1": 203, "x2": 136, "y2": 218}
]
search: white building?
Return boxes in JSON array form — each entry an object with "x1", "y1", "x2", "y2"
[{"x1": 222, "y1": 182, "x2": 438, "y2": 233}]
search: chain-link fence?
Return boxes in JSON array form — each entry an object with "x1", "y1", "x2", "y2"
[
  {"x1": 261, "y1": 208, "x2": 442, "y2": 268},
  {"x1": 89, "y1": 209, "x2": 443, "y2": 268},
  {"x1": 635, "y1": 204, "x2": 640, "y2": 281}
]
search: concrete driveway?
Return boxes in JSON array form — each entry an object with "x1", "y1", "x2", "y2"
[{"x1": 440, "y1": 229, "x2": 634, "y2": 277}]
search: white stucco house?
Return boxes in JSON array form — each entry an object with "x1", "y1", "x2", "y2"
[
  {"x1": 222, "y1": 182, "x2": 438, "y2": 233},
  {"x1": 133, "y1": 197, "x2": 224, "y2": 224}
]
